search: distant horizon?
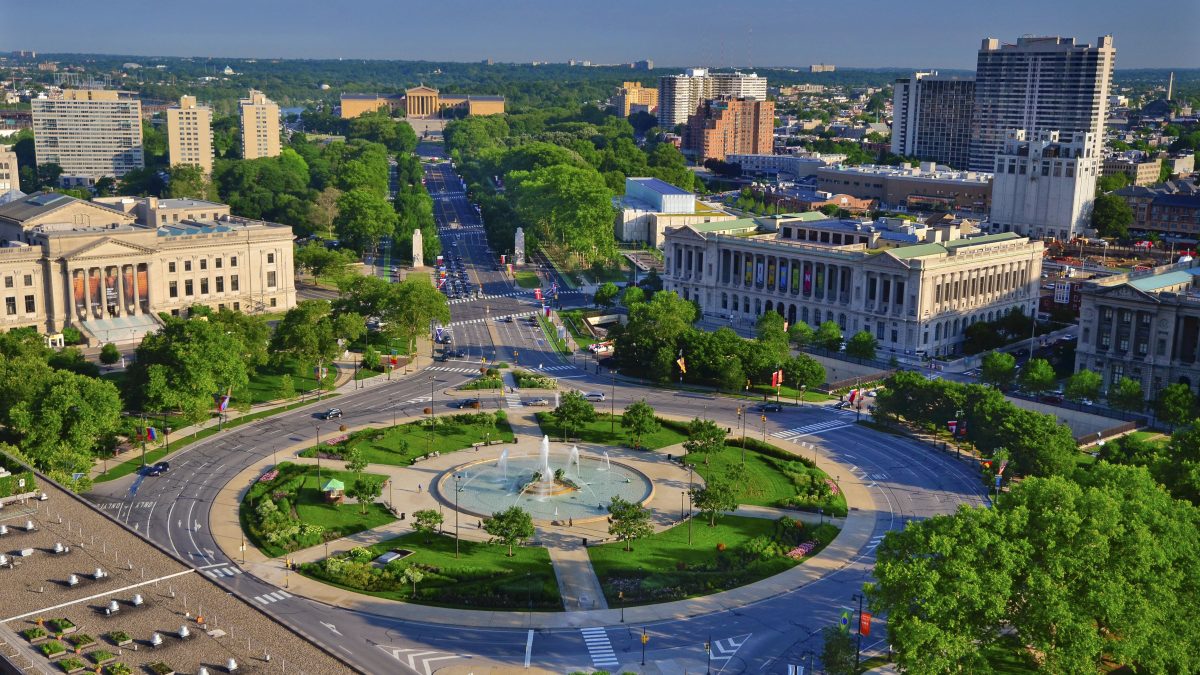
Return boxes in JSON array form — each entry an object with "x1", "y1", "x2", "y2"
[{"x1": 1, "y1": 0, "x2": 1194, "y2": 70}]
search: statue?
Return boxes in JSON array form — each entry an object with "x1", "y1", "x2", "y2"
[
  {"x1": 412, "y1": 228, "x2": 424, "y2": 268},
  {"x1": 514, "y1": 227, "x2": 526, "y2": 265}
]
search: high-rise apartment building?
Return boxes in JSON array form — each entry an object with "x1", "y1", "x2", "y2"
[
  {"x1": 891, "y1": 71, "x2": 975, "y2": 169},
  {"x1": 685, "y1": 97, "x2": 774, "y2": 162},
  {"x1": 614, "y1": 82, "x2": 659, "y2": 117},
  {"x1": 969, "y1": 35, "x2": 1115, "y2": 172},
  {"x1": 0, "y1": 147, "x2": 17, "y2": 194},
  {"x1": 657, "y1": 69, "x2": 767, "y2": 129},
  {"x1": 988, "y1": 130, "x2": 1098, "y2": 241},
  {"x1": 166, "y1": 95, "x2": 213, "y2": 174},
  {"x1": 238, "y1": 89, "x2": 281, "y2": 160},
  {"x1": 31, "y1": 89, "x2": 144, "y2": 187}
]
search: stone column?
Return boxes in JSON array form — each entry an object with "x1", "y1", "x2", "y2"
[{"x1": 115, "y1": 266, "x2": 125, "y2": 318}]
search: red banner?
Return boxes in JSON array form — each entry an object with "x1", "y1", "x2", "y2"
[{"x1": 859, "y1": 611, "x2": 872, "y2": 636}]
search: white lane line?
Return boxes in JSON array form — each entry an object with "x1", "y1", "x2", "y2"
[{"x1": 524, "y1": 629, "x2": 534, "y2": 668}]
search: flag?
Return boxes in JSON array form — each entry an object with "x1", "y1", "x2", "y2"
[
  {"x1": 839, "y1": 610, "x2": 851, "y2": 632},
  {"x1": 544, "y1": 305, "x2": 551, "y2": 317},
  {"x1": 771, "y1": 369, "x2": 784, "y2": 388},
  {"x1": 676, "y1": 356, "x2": 687, "y2": 374},
  {"x1": 859, "y1": 611, "x2": 872, "y2": 636},
  {"x1": 783, "y1": 321, "x2": 789, "y2": 332},
  {"x1": 534, "y1": 288, "x2": 543, "y2": 300},
  {"x1": 216, "y1": 386, "x2": 231, "y2": 412},
  {"x1": 947, "y1": 420, "x2": 958, "y2": 434},
  {"x1": 145, "y1": 427, "x2": 158, "y2": 442},
  {"x1": 997, "y1": 459, "x2": 1008, "y2": 477},
  {"x1": 848, "y1": 389, "x2": 858, "y2": 403}
]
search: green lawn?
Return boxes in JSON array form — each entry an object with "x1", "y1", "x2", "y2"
[
  {"x1": 460, "y1": 372, "x2": 503, "y2": 390},
  {"x1": 241, "y1": 462, "x2": 394, "y2": 557},
  {"x1": 300, "y1": 532, "x2": 560, "y2": 610},
  {"x1": 589, "y1": 514, "x2": 838, "y2": 604},
  {"x1": 536, "y1": 314, "x2": 572, "y2": 355},
  {"x1": 536, "y1": 412, "x2": 688, "y2": 451},
  {"x1": 513, "y1": 369, "x2": 557, "y2": 389},
  {"x1": 1123, "y1": 430, "x2": 1168, "y2": 447},
  {"x1": 300, "y1": 412, "x2": 515, "y2": 466},
  {"x1": 560, "y1": 313, "x2": 599, "y2": 348},
  {"x1": 94, "y1": 396, "x2": 337, "y2": 483},
  {"x1": 747, "y1": 384, "x2": 834, "y2": 402},
  {"x1": 353, "y1": 367, "x2": 385, "y2": 382},
  {"x1": 513, "y1": 270, "x2": 541, "y2": 289},
  {"x1": 241, "y1": 358, "x2": 339, "y2": 404},
  {"x1": 681, "y1": 439, "x2": 849, "y2": 516}
]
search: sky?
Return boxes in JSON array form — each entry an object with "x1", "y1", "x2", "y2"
[{"x1": 3, "y1": 0, "x2": 1195, "y2": 70}]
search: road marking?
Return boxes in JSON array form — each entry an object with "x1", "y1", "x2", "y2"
[
  {"x1": 771, "y1": 421, "x2": 851, "y2": 440},
  {"x1": 525, "y1": 630, "x2": 534, "y2": 668},
  {"x1": 580, "y1": 627, "x2": 619, "y2": 668},
  {"x1": 321, "y1": 621, "x2": 342, "y2": 637},
  {"x1": 709, "y1": 633, "x2": 752, "y2": 670},
  {"x1": 252, "y1": 590, "x2": 292, "y2": 604},
  {"x1": 203, "y1": 566, "x2": 243, "y2": 578},
  {"x1": 377, "y1": 646, "x2": 462, "y2": 675}
]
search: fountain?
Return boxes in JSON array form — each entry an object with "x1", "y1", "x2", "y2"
[
  {"x1": 448, "y1": 438, "x2": 653, "y2": 522},
  {"x1": 497, "y1": 448, "x2": 509, "y2": 480}
]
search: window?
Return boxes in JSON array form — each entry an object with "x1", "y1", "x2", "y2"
[
  {"x1": 184, "y1": 279, "x2": 194, "y2": 296},
  {"x1": 168, "y1": 281, "x2": 178, "y2": 298},
  {"x1": 267, "y1": 271, "x2": 276, "y2": 288},
  {"x1": 3, "y1": 277, "x2": 11, "y2": 288},
  {"x1": 184, "y1": 260, "x2": 192, "y2": 272},
  {"x1": 23, "y1": 274, "x2": 32, "y2": 286},
  {"x1": 200, "y1": 278, "x2": 209, "y2": 294},
  {"x1": 267, "y1": 252, "x2": 275, "y2": 264},
  {"x1": 1137, "y1": 342, "x2": 1148, "y2": 355},
  {"x1": 24, "y1": 295, "x2": 34, "y2": 313},
  {"x1": 1119, "y1": 339, "x2": 1129, "y2": 352},
  {"x1": 270, "y1": 298, "x2": 278, "y2": 307},
  {"x1": 230, "y1": 275, "x2": 239, "y2": 291},
  {"x1": 233, "y1": 302, "x2": 240, "y2": 311},
  {"x1": 216, "y1": 276, "x2": 224, "y2": 293},
  {"x1": 168, "y1": 261, "x2": 176, "y2": 273},
  {"x1": 200, "y1": 259, "x2": 207, "y2": 271},
  {"x1": 230, "y1": 256, "x2": 238, "y2": 267},
  {"x1": 215, "y1": 258, "x2": 223, "y2": 269},
  {"x1": 891, "y1": 329, "x2": 898, "y2": 343},
  {"x1": 4, "y1": 297, "x2": 15, "y2": 315}
]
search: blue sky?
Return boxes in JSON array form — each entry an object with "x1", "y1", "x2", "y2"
[{"x1": 2, "y1": 0, "x2": 1194, "y2": 69}]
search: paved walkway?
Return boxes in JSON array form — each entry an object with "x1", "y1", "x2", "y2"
[{"x1": 206, "y1": 403, "x2": 879, "y2": 627}]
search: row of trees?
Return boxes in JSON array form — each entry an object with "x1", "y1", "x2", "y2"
[
  {"x1": 609, "y1": 291, "x2": 829, "y2": 391},
  {"x1": 873, "y1": 371, "x2": 1078, "y2": 477}
]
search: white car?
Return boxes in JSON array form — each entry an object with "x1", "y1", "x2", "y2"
[{"x1": 525, "y1": 398, "x2": 550, "y2": 407}]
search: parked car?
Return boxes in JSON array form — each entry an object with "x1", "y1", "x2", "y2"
[
  {"x1": 322, "y1": 408, "x2": 343, "y2": 420},
  {"x1": 525, "y1": 398, "x2": 550, "y2": 407},
  {"x1": 1040, "y1": 394, "x2": 1064, "y2": 404},
  {"x1": 147, "y1": 461, "x2": 170, "y2": 476},
  {"x1": 450, "y1": 398, "x2": 481, "y2": 409},
  {"x1": 756, "y1": 403, "x2": 784, "y2": 413}
]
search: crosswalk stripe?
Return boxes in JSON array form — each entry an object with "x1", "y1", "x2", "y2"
[{"x1": 580, "y1": 628, "x2": 619, "y2": 667}]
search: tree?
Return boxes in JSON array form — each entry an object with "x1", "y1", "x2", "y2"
[
  {"x1": 1109, "y1": 376, "x2": 1145, "y2": 412},
  {"x1": 277, "y1": 373, "x2": 296, "y2": 401},
  {"x1": 344, "y1": 447, "x2": 368, "y2": 475},
  {"x1": 820, "y1": 626, "x2": 857, "y2": 675},
  {"x1": 99, "y1": 343, "x2": 121, "y2": 366},
  {"x1": 1019, "y1": 358, "x2": 1056, "y2": 394},
  {"x1": 621, "y1": 285, "x2": 645, "y2": 308},
  {"x1": 1065, "y1": 369, "x2": 1102, "y2": 402},
  {"x1": 295, "y1": 242, "x2": 355, "y2": 279},
  {"x1": 615, "y1": 291, "x2": 698, "y2": 381},
  {"x1": 126, "y1": 315, "x2": 251, "y2": 421},
  {"x1": 870, "y1": 465, "x2": 1200, "y2": 674},
  {"x1": 484, "y1": 506, "x2": 535, "y2": 556},
  {"x1": 783, "y1": 354, "x2": 825, "y2": 390},
  {"x1": 412, "y1": 509, "x2": 444, "y2": 541},
  {"x1": 607, "y1": 496, "x2": 653, "y2": 551},
  {"x1": 620, "y1": 400, "x2": 659, "y2": 450},
  {"x1": 165, "y1": 164, "x2": 217, "y2": 200},
  {"x1": 270, "y1": 300, "x2": 356, "y2": 370},
  {"x1": 690, "y1": 478, "x2": 737, "y2": 526},
  {"x1": 815, "y1": 320, "x2": 843, "y2": 351},
  {"x1": 552, "y1": 391, "x2": 597, "y2": 441},
  {"x1": 593, "y1": 282, "x2": 619, "y2": 309},
  {"x1": 1155, "y1": 383, "x2": 1197, "y2": 427},
  {"x1": 389, "y1": 276, "x2": 451, "y2": 355},
  {"x1": 334, "y1": 188, "x2": 398, "y2": 253},
  {"x1": 845, "y1": 330, "x2": 878, "y2": 360},
  {"x1": 402, "y1": 565, "x2": 424, "y2": 597},
  {"x1": 509, "y1": 164, "x2": 616, "y2": 264},
  {"x1": 347, "y1": 476, "x2": 381, "y2": 515},
  {"x1": 1091, "y1": 193, "x2": 1134, "y2": 240},
  {"x1": 682, "y1": 417, "x2": 726, "y2": 465},
  {"x1": 979, "y1": 351, "x2": 1017, "y2": 389},
  {"x1": 6, "y1": 366, "x2": 122, "y2": 480},
  {"x1": 788, "y1": 322, "x2": 814, "y2": 349}
]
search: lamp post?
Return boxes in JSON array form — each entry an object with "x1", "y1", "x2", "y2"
[
  {"x1": 619, "y1": 591, "x2": 624, "y2": 622},
  {"x1": 314, "y1": 424, "x2": 323, "y2": 485},
  {"x1": 761, "y1": 414, "x2": 767, "y2": 443},
  {"x1": 736, "y1": 406, "x2": 744, "y2": 464},
  {"x1": 852, "y1": 593, "x2": 865, "y2": 671},
  {"x1": 610, "y1": 368, "x2": 616, "y2": 433},
  {"x1": 454, "y1": 473, "x2": 461, "y2": 559},
  {"x1": 687, "y1": 464, "x2": 694, "y2": 545}
]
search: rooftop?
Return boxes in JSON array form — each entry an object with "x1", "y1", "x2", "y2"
[
  {"x1": 157, "y1": 198, "x2": 225, "y2": 210},
  {"x1": 821, "y1": 163, "x2": 993, "y2": 183},
  {"x1": 1129, "y1": 270, "x2": 1194, "y2": 292},
  {"x1": 628, "y1": 177, "x2": 693, "y2": 197}
]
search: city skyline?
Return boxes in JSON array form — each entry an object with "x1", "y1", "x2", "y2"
[{"x1": 2, "y1": 0, "x2": 1196, "y2": 70}]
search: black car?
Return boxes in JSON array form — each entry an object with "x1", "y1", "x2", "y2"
[
  {"x1": 450, "y1": 398, "x2": 480, "y2": 409},
  {"x1": 147, "y1": 461, "x2": 170, "y2": 476},
  {"x1": 446, "y1": 348, "x2": 467, "y2": 358},
  {"x1": 322, "y1": 408, "x2": 343, "y2": 420},
  {"x1": 756, "y1": 403, "x2": 784, "y2": 413}
]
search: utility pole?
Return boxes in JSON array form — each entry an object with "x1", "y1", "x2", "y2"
[
  {"x1": 853, "y1": 593, "x2": 865, "y2": 671},
  {"x1": 454, "y1": 473, "x2": 461, "y2": 559}
]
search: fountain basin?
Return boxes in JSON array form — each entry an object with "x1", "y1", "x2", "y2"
[{"x1": 438, "y1": 451, "x2": 653, "y2": 523}]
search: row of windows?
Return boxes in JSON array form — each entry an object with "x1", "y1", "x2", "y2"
[
  {"x1": 4, "y1": 274, "x2": 34, "y2": 288},
  {"x1": 167, "y1": 254, "x2": 261, "y2": 273},
  {"x1": 3, "y1": 295, "x2": 37, "y2": 315}
]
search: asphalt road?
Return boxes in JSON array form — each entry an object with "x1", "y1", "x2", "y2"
[{"x1": 86, "y1": 157, "x2": 989, "y2": 675}]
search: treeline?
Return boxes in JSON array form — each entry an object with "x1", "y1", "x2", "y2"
[
  {"x1": 610, "y1": 291, "x2": 826, "y2": 391},
  {"x1": 444, "y1": 106, "x2": 694, "y2": 263}
]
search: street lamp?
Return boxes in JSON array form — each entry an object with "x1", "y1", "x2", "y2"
[
  {"x1": 454, "y1": 473, "x2": 461, "y2": 559},
  {"x1": 610, "y1": 368, "x2": 616, "y2": 433},
  {"x1": 314, "y1": 424, "x2": 323, "y2": 484},
  {"x1": 852, "y1": 593, "x2": 866, "y2": 671}
]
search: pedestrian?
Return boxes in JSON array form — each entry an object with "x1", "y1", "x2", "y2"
[
  {"x1": 478, "y1": 519, "x2": 482, "y2": 529},
  {"x1": 417, "y1": 483, "x2": 422, "y2": 493},
  {"x1": 568, "y1": 518, "x2": 573, "y2": 527}
]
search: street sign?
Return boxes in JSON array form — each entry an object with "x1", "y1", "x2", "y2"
[{"x1": 995, "y1": 475, "x2": 1002, "y2": 488}]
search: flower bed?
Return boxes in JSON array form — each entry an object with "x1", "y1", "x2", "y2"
[
  {"x1": 39, "y1": 640, "x2": 66, "y2": 657},
  {"x1": 103, "y1": 663, "x2": 132, "y2": 675},
  {"x1": 89, "y1": 650, "x2": 116, "y2": 665},
  {"x1": 58, "y1": 656, "x2": 87, "y2": 673},
  {"x1": 21, "y1": 627, "x2": 47, "y2": 643},
  {"x1": 148, "y1": 662, "x2": 174, "y2": 675},
  {"x1": 45, "y1": 618, "x2": 76, "y2": 636},
  {"x1": 65, "y1": 634, "x2": 94, "y2": 649},
  {"x1": 105, "y1": 631, "x2": 132, "y2": 647}
]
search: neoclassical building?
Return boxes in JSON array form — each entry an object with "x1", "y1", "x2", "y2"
[
  {"x1": 663, "y1": 214, "x2": 1044, "y2": 357},
  {"x1": 0, "y1": 193, "x2": 296, "y2": 344}
]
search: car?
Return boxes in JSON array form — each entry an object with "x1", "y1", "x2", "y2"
[
  {"x1": 834, "y1": 401, "x2": 850, "y2": 409},
  {"x1": 496, "y1": 316, "x2": 513, "y2": 323},
  {"x1": 756, "y1": 403, "x2": 783, "y2": 413},
  {"x1": 525, "y1": 398, "x2": 550, "y2": 406},
  {"x1": 446, "y1": 348, "x2": 467, "y2": 358},
  {"x1": 322, "y1": 408, "x2": 344, "y2": 420},
  {"x1": 437, "y1": 334, "x2": 454, "y2": 344},
  {"x1": 450, "y1": 398, "x2": 481, "y2": 409},
  {"x1": 1040, "y1": 394, "x2": 1064, "y2": 404},
  {"x1": 583, "y1": 392, "x2": 606, "y2": 402},
  {"x1": 147, "y1": 461, "x2": 170, "y2": 476}
]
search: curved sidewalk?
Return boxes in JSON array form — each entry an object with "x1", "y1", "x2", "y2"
[{"x1": 207, "y1": 409, "x2": 881, "y2": 629}]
